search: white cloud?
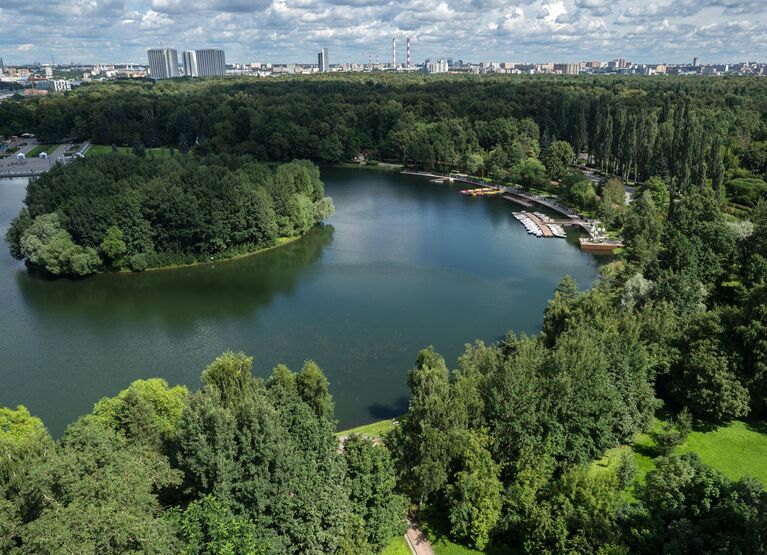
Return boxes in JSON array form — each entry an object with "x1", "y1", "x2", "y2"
[{"x1": 0, "y1": 0, "x2": 765, "y2": 64}]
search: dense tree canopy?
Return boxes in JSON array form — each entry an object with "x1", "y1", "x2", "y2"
[{"x1": 6, "y1": 155, "x2": 334, "y2": 276}]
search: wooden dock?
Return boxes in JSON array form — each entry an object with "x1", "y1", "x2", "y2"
[
  {"x1": 502, "y1": 193, "x2": 533, "y2": 208},
  {"x1": 524, "y1": 212, "x2": 554, "y2": 237}
]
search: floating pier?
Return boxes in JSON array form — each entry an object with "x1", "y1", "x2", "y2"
[
  {"x1": 579, "y1": 238, "x2": 623, "y2": 252},
  {"x1": 502, "y1": 193, "x2": 533, "y2": 208},
  {"x1": 512, "y1": 211, "x2": 565, "y2": 239}
]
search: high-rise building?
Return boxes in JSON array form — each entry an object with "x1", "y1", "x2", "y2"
[
  {"x1": 195, "y1": 49, "x2": 226, "y2": 76},
  {"x1": 392, "y1": 37, "x2": 396, "y2": 69},
  {"x1": 554, "y1": 63, "x2": 580, "y2": 75},
  {"x1": 147, "y1": 48, "x2": 179, "y2": 79},
  {"x1": 318, "y1": 48, "x2": 329, "y2": 72},
  {"x1": 693, "y1": 56, "x2": 700, "y2": 67},
  {"x1": 427, "y1": 59, "x2": 448, "y2": 74},
  {"x1": 183, "y1": 50, "x2": 198, "y2": 77}
]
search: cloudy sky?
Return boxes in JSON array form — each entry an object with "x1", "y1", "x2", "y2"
[{"x1": 1, "y1": 0, "x2": 766, "y2": 65}]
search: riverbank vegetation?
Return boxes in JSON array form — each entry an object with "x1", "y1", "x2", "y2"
[{"x1": 5, "y1": 155, "x2": 334, "y2": 276}]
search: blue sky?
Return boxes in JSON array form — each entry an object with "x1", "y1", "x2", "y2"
[{"x1": 1, "y1": 0, "x2": 766, "y2": 65}]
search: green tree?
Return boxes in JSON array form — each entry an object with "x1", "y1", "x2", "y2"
[
  {"x1": 738, "y1": 284, "x2": 767, "y2": 415},
  {"x1": 387, "y1": 347, "x2": 463, "y2": 507},
  {"x1": 170, "y1": 495, "x2": 268, "y2": 555},
  {"x1": 296, "y1": 360, "x2": 335, "y2": 421},
  {"x1": 173, "y1": 353, "x2": 351, "y2": 554},
  {"x1": 92, "y1": 378, "x2": 189, "y2": 448},
  {"x1": 626, "y1": 453, "x2": 767, "y2": 555},
  {"x1": 623, "y1": 190, "x2": 663, "y2": 267},
  {"x1": 541, "y1": 140, "x2": 575, "y2": 179},
  {"x1": 343, "y1": 435, "x2": 408, "y2": 552},
  {"x1": 19, "y1": 213, "x2": 100, "y2": 276},
  {"x1": 669, "y1": 311, "x2": 749, "y2": 423},
  {"x1": 19, "y1": 416, "x2": 181, "y2": 554},
  {"x1": 445, "y1": 430, "x2": 502, "y2": 549},
  {"x1": 5, "y1": 207, "x2": 32, "y2": 259},
  {"x1": 99, "y1": 225, "x2": 127, "y2": 265},
  {"x1": 510, "y1": 157, "x2": 549, "y2": 189},
  {"x1": 568, "y1": 180, "x2": 598, "y2": 211}
]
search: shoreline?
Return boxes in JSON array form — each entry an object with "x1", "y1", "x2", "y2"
[{"x1": 135, "y1": 235, "x2": 304, "y2": 275}]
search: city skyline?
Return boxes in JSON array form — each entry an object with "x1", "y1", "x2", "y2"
[{"x1": 1, "y1": 0, "x2": 766, "y2": 65}]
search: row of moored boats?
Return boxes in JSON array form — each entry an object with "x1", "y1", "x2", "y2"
[
  {"x1": 531, "y1": 211, "x2": 567, "y2": 238},
  {"x1": 512, "y1": 212, "x2": 567, "y2": 239}
]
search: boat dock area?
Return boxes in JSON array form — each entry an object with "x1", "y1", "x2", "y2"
[
  {"x1": 513, "y1": 211, "x2": 567, "y2": 239},
  {"x1": 403, "y1": 169, "x2": 622, "y2": 252}
]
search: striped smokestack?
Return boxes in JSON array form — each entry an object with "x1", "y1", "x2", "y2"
[{"x1": 407, "y1": 37, "x2": 411, "y2": 67}]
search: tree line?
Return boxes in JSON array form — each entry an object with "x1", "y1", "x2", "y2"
[
  {"x1": 0, "y1": 354, "x2": 406, "y2": 554},
  {"x1": 5, "y1": 155, "x2": 334, "y2": 276},
  {"x1": 1, "y1": 74, "x2": 766, "y2": 213}
]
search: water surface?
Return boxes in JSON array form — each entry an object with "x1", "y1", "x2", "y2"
[{"x1": 0, "y1": 168, "x2": 601, "y2": 435}]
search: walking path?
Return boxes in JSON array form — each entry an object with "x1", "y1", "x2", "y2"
[{"x1": 405, "y1": 517, "x2": 436, "y2": 555}]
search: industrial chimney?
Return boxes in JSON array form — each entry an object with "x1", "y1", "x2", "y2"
[
  {"x1": 406, "y1": 37, "x2": 411, "y2": 68},
  {"x1": 392, "y1": 37, "x2": 396, "y2": 69}
]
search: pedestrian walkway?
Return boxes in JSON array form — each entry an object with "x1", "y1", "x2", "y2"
[{"x1": 405, "y1": 517, "x2": 435, "y2": 555}]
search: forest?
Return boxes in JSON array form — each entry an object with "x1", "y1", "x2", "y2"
[
  {"x1": 2, "y1": 74, "x2": 767, "y2": 553},
  {"x1": 1, "y1": 74, "x2": 766, "y2": 216},
  {"x1": 5, "y1": 155, "x2": 334, "y2": 275}
]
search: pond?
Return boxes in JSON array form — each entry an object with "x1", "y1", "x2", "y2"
[{"x1": 0, "y1": 167, "x2": 602, "y2": 436}]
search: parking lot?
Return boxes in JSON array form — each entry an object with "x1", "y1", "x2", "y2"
[{"x1": 0, "y1": 139, "x2": 89, "y2": 177}]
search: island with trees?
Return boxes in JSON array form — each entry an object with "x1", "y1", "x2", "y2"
[{"x1": 6, "y1": 155, "x2": 334, "y2": 276}]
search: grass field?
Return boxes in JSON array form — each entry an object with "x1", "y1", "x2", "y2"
[
  {"x1": 335, "y1": 418, "x2": 399, "y2": 438},
  {"x1": 421, "y1": 515, "x2": 518, "y2": 555},
  {"x1": 86, "y1": 144, "x2": 173, "y2": 157},
  {"x1": 379, "y1": 536, "x2": 410, "y2": 555},
  {"x1": 678, "y1": 420, "x2": 767, "y2": 483},
  {"x1": 26, "y1": 144, "x2": 58, "y2": 157},
  {"x1": 593, "y1": 418, "x2": 767, "y2": 485}
]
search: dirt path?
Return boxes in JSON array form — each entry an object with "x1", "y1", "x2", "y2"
[{"x1": 405, "y1": 516, "x2": 436, "y2": 555}]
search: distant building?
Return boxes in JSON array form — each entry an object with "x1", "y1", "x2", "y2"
[
  {"x1": 318, "y1": 48, "x2": 329, "y2": 73},
  {"x1": 554, "y1": 63, "x2": 580, "y2": 75},
  {"x1": 183, "y1": 50, "x2": 198, "y2": 77},
  {"x1": 48, "y1": 80, "x2": 71, "y2": 92},
  {"x1": 147, "y1": 48, "x2": 179, "y2": 79},
  {"x1": 427, "y1": 59, "x2": 448, "y2": 73},
  {"x1": 195, "y1": 49, "x2": 226, "y2": 76},
  {"x1": 693, "y1": 56, "x2": 700, "y2": 67}
]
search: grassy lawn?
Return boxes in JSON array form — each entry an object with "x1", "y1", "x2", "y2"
[
  {"x1": 27, "y1": 144, "x2": 58, "y2": 157},
  {"x1": 335, "y1": 418, "x2": 399, "y2": 438},
  {"x1": 678, "y1": 420, "x2": 767, "y2": 483},
  {"x1": 421, "y1": 514, "x2": 518, "y2": 555},
  {"x1": 379, "y1": 536, "x2": 410, "y2": 555},
  {"x1": 86, "y1": 144, "x2": 173, "y2": 157},
  {"x1": 593, "y1": 418, "x2": 767, "y2": 485}
]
